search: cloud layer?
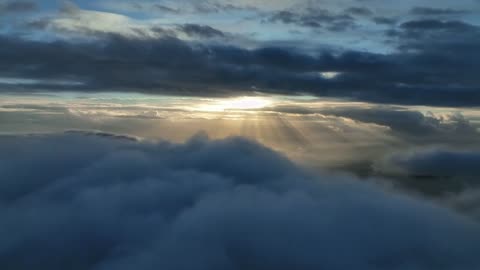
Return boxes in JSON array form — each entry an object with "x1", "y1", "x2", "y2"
[
  {"x1": 1, "y1": 32, "x2": 479, "y2": 106},
  {"x1": 1, "y1": 132, "x2": 480, "y2": 269},
  {"x1": 376, "y1": 148, "x2": 480, "y2": 185},
  {"x1": 0, "y1": 1, "x2": 478, "y2": 106}
]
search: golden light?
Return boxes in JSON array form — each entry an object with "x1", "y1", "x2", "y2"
[
  {"x1": 220, "y1": 97, "x2": 271, "y2": 110},
  {"x1": 198, "y1": 96, "x2": 272, "y2": 112},
  {"x1": 319, "y1": 71, "x2": 340, "y2": 79}
]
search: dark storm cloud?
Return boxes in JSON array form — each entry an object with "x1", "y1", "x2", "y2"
[{"x1": 1, "y1": 132, "x2": 480, "y2": 270}]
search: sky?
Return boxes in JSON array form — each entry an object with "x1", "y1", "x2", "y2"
[{"x1": 1, "y1": 0, "x2": 480, "y2": 269}]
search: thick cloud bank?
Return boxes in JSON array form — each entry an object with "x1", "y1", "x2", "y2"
[
  {"x1": 377, "y1": 149, "x2": 480, "y2": 180},
  {"x1": 1, "y1": 132, "x2": 480, "y2": 270},
  {"x1": 376, "y1": 148, "x2": 480, "y2": 190},
  {"x1": 1, "y1": 33, "x2": 479, "y2": 107}
]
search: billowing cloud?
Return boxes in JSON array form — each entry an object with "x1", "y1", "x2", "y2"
[
  {"x1": 1, "y1": 2, "x2": 480, "y2": 268},
  {"x1": 371, "y1": 148, "x2": 480, "y2": 197},
  {"x1": 0, "y1": 132, "x2": 480, "y2": 269}
]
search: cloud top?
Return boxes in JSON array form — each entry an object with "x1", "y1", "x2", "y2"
[{"x1": 0, "y1": 132, "x2": 479, "y2": 269}]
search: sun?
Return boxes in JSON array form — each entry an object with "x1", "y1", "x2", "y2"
[
  {"x1": 219, "y1": 97, "x2": 271, "y2": 110},
  {"x1": 198, "y1": 96, "x2": 272, "y2": 112}
]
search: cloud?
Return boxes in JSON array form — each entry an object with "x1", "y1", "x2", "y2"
[
  {"x1": 376, "y1": 149, "x2": 480, "y2": 181},
  {"x1": 21, "y1": 3, "x2": 233, "y2": 41},
  {"x1": 151, "y1": 4, "x2": 180, "y2": 14},
  {"x1": 266, "y1": 105, "x2": 479, "y2": 143},
  {"x1": 1, "y1": 2, "x2": 480, "y2": 108},
  {"x1": 177, "y1": 24, "x2": 225, "y2": 38},
  {"x1": 258, "y1": 105, "x2": 480, "y2": 179},
  {"x1": 410, "y1": 7, "x2": 468, "y2": 16},
  {"x1": 189, "y1": 1, "x2": 257, "y2": 13},
  {"x1": 318, "y1": 107, "x2": 478, "y2": 139},
  {"x1": 0, "y1": 1, "x2": 36, "y2": 14},
  {"x1": 449, "y1": 189, "x2": 480, "y2": 221},
  {"x1": 1, "y1": 33, "x2": 479, "y2": 107},
  {"x1": 267, "y1": 8, "x2": 356, "y2": 31},
  {"x1": 373, "y1": 148, "x2": 480, "y2": 197},
  {"x1": 0, "y1": 131, "x2": 480, "y2": 269},
  {"x1": 388, "y1": 18, "x2": 480, "y2": 47},
  {"x1": 372, "y1": 17, "x2": 396, "y2": 25},
  {"x1": 345, "y1": 7, "x2": 373, "y2": 17},
  {"x1": 107, "y1": 0, "x2": 258, "y2": 15},
  {"x1": 48, "y1": 2, "x2": 155, "y2": 38},
  {"x1": 400, "y1": 19, "x2": 476, "y2": 32}
]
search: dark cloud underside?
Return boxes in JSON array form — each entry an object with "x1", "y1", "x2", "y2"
[
  {"x1": 0, "y1": 31, "x2": 479, "y2": 106},
  {"x1": 0, "y1": 0, "x2": 477, "y2": 106}
]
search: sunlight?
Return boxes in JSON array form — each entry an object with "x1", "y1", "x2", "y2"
[
  {"x1": 198, "y1": 96, "x2": 272, "y2": 112},
  {"x1": 319, "y1": 72, "x2": 341, "y2": 79},
  {"x1": 220, "y1": 97, "x2": 272, "y2": 110}
]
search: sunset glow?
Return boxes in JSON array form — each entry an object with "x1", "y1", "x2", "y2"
[{"x1": 1, "y1": 0, "x2": 479, "y2": 269}]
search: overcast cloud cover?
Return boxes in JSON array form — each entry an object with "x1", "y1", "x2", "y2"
[
  {"x1": 0, "y1": 0, "x2": 479, "y2": 106},
  {"x1": 1, "y1": 132, "x2": 480, "y2": 270},
  {"x1": 1, "y1": 0, "x2": 480, "y2": 269}
]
